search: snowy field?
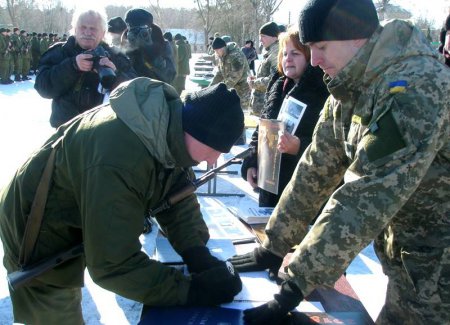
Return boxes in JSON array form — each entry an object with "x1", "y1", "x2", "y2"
[{"x1": 0, "y1": 55, "x2": 387, "y2": 324}]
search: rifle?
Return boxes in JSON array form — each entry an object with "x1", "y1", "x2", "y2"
[
  {"x1": 7, "y1": 244, "x2": 84, "y2": 291},
  {"x1": 143, "y1": 146, "x2": 255, "y2": 233},
  {"x1": 6, "y1": 146, "x2": 255, "y2": 289}
]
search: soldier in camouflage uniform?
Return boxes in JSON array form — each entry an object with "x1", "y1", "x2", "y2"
[
  {"x1": 10, "y1": 27, "x2": 23, "y2": 81},
  {"x1": 30, "y1": 32, "x2": 41, "y2": 74},
  {"x1": 0, "y1": 28, "x2": 13, "y2": 84},
  {"x1": 209, "y1": 37, "x2": 250, "y2": 145},
  {"x1": 39, "y1": 32, "x2": 50, "y2": 56},
  {"x1": 230, "y1": 0, "x2": 450, "y2": 324},
  {"x1": 209, "y1": 37, "x2": 250, "y2": 111},
  {"x1": 19, "y1": 30, "x2": 31, "y2": 80},
  {"x1": 248, "y1": 21, "x2": 280, "y2": 116}
]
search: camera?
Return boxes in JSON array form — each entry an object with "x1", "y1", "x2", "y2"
[
  {"x1": 126, "y1": 25, "x2": 153, "y2": 48},
  {"x1": 84, "y1": 46, "x2": 116, "y2": 89}
]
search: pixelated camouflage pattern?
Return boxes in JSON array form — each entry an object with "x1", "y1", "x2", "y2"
[
  {"x1": 263, "y1": 20, "x2": 450, "y2": 323},
  {"x1": 251, "y1": 41, "x2": 279, "y2": 115},
  {"x1": 210, "y1": 42, "x2": 250, "y2": 110}
]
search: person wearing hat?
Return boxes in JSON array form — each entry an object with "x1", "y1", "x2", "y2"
[
  {"x1": 248, "y1": 21, "x2": 280, "y2": 116},
  {"x1": 209, "y1": 37, "x2": 250, "y2": 145},
  {"x1": 39, "y1": 32, "x2": 50, "y2": 55},
  {"x1": 0, "y1": 78, "x2": 244, "y2": 324},
  {"x1": 124, "y1": 8, "x2": 176, "y2": 84},
  {"x1": 172, "y1": 33, "x2": 190, "y2": 95},
  {"x1": 230, "y1": 0, "x2": 450, "y2": 324},
  {"x1": 107, "y1": 16, "x2": 127, "y2": 47},
  {"x1": 0, "y1": 27, "x2": 13, "y2": 84},
  {"x1": 19, "y1": 29, "x2": 32, "y2": 80},
  {"x1": 35, "y1": 8, "x2": 136, "y2": 128},
  {"x1": 10, "y1": 27, "x2": 23, "y2": 81},
  {"x1": 30, "y1": 31, "x2": 41, "y2": 74}
]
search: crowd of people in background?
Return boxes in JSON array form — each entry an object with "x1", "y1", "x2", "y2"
[{"x1": 0, "y1": 27, "x2": 68, "y2": 84}]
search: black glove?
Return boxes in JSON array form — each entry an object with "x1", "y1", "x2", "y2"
[
  {"x1": 229, "y1": 247, "x2": 283, "y2": 280},
  {"x1": 181, "y1": 245, "x2": 224, "y2": 273},
  {"x1": 243, "y1": 280, "x2": 304, "y2": 324},
  {"x1": 186, "y1": 261, "x2": 243, "y2": 306}
]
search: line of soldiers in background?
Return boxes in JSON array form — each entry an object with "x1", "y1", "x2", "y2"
[{"x1": 0, "y1": 27, "x2": 67, "y2": 85}]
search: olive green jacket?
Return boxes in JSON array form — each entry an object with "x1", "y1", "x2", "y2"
[{"x1": 0, "y1": 77, "x2": 210, "y2": 305}]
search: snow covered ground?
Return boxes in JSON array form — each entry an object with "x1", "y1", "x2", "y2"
[{"x1": 0, "y1": 56, "x2": 387, "y2": 324}]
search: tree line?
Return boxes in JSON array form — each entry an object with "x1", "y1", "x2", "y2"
[{"x1": 0, "y1": 0, "x2": 443, "y2": 51}]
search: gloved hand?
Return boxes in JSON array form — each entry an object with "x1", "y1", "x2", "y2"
[
  {"x1": 181, "y1": 245, "x2": 224, "y2": 273},
  {"x1": 186, "y1": 261, "x2": 242, "y2": 306},
  {"x1": 243, "y1": 279, "x2": 303, "y2": 324},
  {"x1": 228, "y1": 246, "x2": 283, "y2": 280}
]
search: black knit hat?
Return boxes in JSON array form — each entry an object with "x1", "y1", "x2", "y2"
[
  {"x1": 259, "y1": 21, "x2": 280, "y2": 37},
  {"x1": 125, "y1": 8, "x2": 153, "y2": 27},
  {"x1": 0, "y1": 28, "x2": 5, "y2": 33},
  {"x1": 163, "y1": 31, "x2": 173, "y2": 41},
  {"x1": 212, "y1": 37, "x2": 226, "y2": 49},
  {"x1": 174, "y1": 33, "x2": 183, "y2": 41},
  {"x1": 108, "y1": 16, "x2": 127, "y2": 34},
  {"x1": 182, "y1": 83, "x2": 244, "y2": 153},
  {"x1": 299, "y1": 0, "x2": 379, "y2": 43}
]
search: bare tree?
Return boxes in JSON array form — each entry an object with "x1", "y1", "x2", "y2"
[{"x1": 194, "y1": 0, "x2": 221, "y2": 46}]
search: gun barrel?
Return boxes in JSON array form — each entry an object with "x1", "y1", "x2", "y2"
[{"x1": 7, "y1": 244, "x2": 84, "y2": 291}]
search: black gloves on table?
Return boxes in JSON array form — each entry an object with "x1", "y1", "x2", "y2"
[
  {"x1": 229, "y1": 246, "x2": 283, "y2": 280},
  {"x1": 186, "y1": 261, "x2": 243, "y2": 306},
  {"x1": 243, "y1": 279, "x2": 304, "y2": 324},
  {"x1": 181, "y1": 245, "x2": 224, "y2": 273}
]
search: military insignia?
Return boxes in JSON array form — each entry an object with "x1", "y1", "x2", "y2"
[{"x1": 389, "y1": 80, "x2": 407, "y2": 94}]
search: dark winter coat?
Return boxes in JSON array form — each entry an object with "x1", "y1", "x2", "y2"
[
  {"x1": 0, "y1": 78, "x2": 210, "y2": 305},
  {"x1": 241, "y1": 65, "x2": 329, "y2": 207},
  {"x1": 126, "y1": 24, "x2": 176, "y2": 84},
  {"x1": 34, "y1": 36, "x2": 136, "y2": 128}
]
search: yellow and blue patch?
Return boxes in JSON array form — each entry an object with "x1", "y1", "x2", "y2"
[{"x1": 389, "y1": 80, "x2": 407, "y2": 94}]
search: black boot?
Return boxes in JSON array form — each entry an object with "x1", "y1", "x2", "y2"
[
  {"x1": 14, "y1": 75, "x2": 22, "y2": 82},
  {"x1": 22, "y1": 76, "x2": 31, "y2": 81}
]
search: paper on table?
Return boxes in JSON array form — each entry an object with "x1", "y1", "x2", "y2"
[{"x1": 222, "y1": 270, "x2": 324, "y2": 312}]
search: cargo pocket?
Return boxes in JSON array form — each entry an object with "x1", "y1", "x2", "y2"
[{"x1": 401, "y1": 247, "x2": 449, "y2": 304}]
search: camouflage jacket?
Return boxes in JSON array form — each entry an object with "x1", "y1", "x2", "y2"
[
  {"x1": 263, "y1": 20, "x2": 450, "y2": 296},
  {"x1": 0, "y1": 34, "x2": 7, "y2": 56},
  {"x1": 253, "y1": 40, "x2": 279, "y2": 93},
  {"x1": 210, "y1": 42, "x2": 250, "y2": 101}
]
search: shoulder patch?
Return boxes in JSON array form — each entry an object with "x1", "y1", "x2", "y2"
[{"x1": 389, "y1": 80, "x2": 407, "y2": 94}]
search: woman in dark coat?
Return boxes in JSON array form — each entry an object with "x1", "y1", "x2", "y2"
[{"x1": 241, "y1": 28, "x2": 329, "y2": 207}]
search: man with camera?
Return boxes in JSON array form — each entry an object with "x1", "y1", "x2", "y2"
[{"x1": 34, "y1": 8, "x2": 136, "y2": 128}]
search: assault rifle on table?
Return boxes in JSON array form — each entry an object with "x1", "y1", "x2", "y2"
[
  {"x1": 143, "y1": 146, "x2": 255, "y2": 233},
  {"x1": 7, "y1": 146, "x2": 255, "y2": 289}
]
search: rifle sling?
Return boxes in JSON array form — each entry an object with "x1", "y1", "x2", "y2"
[{"x1": 18, "y1": 137, "x2": 63, "y2": 268}]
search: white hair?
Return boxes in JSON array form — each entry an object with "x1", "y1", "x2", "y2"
[{"x1": 70, "y1": 8, "x2": 108, "y2": 35}]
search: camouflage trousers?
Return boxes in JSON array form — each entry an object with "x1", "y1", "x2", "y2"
[{"x1": 375, "y1": 242, "x2": 450, "y2": 325}]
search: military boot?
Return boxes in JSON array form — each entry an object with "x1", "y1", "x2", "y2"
[{"x1": 14, "y1": 74, "x2": 22, "y2": 82}]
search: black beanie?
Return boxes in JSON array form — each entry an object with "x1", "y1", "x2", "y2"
[
  {"x1": 182, "y1": 83, "x2": 244, "y2": 153},
  {"x1": 125, "y1": 8, "x2": 153, "y2": 27},
  {"x1": 108, "y1": 16, "x2": 127, "y2": 34},
  {"x1": 259, "y1": 22, "x2": 280, "y2": 37},
  {"x1": 299, "y1": 0, "x2": 379, "y2": 43},
  {"x1": 174, "y1": 33, "x2": 183, "y2": 41},
  {"x1": 212, "y1": 37, "x2": 226, "y2": 49},
  {"x1": 163, "y1": 32, "x2": 173, "y2": 41}
]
